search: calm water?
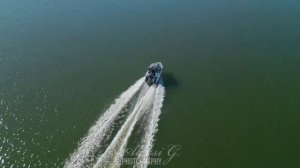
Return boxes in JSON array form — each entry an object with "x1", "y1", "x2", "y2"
[{"x1": 1, "y1": 0, "x2": 300, "y2": 167}]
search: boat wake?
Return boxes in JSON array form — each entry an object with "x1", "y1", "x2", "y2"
[{"x1": 64, "y1": 77, "x2": 165, "y2": 168}]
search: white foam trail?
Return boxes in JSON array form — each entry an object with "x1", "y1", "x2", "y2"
[
  {"x1": 93, "y1": 86, "x2": 156, "y2": 168},
  {"x1": 136, "y1": 84, "x2": 165, "y2": 168},
  {"x1": 64, "y1": 78, "x2": 144, "y2": 168}
]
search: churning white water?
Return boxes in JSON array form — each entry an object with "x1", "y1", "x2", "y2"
[
  {"x1": 64, "y1": 77, "x2": 165, "y2": 168},
  {"x1": 93, "y1": 86, "x2": 156, "y2": 168},
  {"x1": 136, "y1": 83, "x2": 165, "y2": 168},
  {"x1": 64, "y1": 78, "x2": 144, "y2": 168}
]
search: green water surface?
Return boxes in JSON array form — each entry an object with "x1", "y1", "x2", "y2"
[{"x1": 0, "y1": 0, "x2": 300, "y2": 167}]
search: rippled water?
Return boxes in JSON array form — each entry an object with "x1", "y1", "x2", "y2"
[{"x1": 1, "y1": 0, "x2": 300, "y2": 167}]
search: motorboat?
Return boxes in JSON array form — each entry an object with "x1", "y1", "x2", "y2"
[{"x1": 145, "y1": 62, "x2": 163, "y2": 86}]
